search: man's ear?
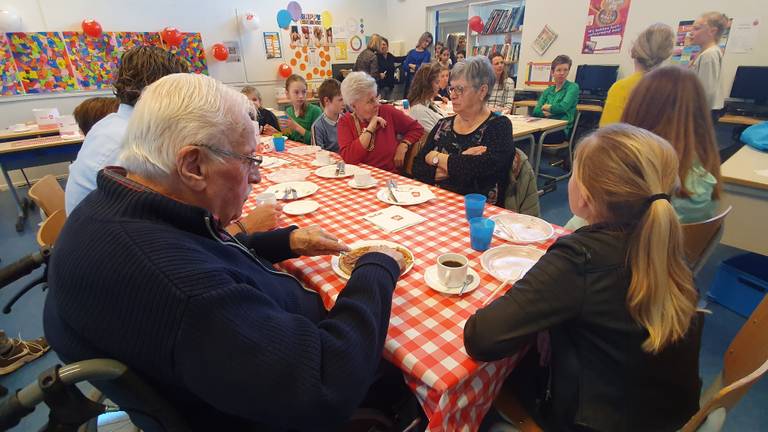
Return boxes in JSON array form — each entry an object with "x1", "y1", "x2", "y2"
[{"x1": 176, "y1": 146, "x2": 207, "y2": 192}]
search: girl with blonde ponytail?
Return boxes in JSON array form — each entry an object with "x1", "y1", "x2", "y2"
[{"x1": 465, "y1": 124, "x2": 702, "y2": 432}]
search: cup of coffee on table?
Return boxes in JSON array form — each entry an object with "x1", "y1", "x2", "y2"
[
  {"x1": 315, "y1": 150, "x2": 332, "y2": 165},
  {"x1": 354, "y1": 169, "x2": 374, "y2": 186},
  {"x1": 437, "y1": 253, "x2": 468, "y2": 288}
]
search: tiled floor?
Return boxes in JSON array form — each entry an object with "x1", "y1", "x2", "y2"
[{"x1": 1, "y1": 126, "x2": 766, "y2": 431}]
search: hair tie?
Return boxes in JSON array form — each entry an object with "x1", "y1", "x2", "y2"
[{"x1": 646, "y1": 193, "x2": 671, "y2": 205}]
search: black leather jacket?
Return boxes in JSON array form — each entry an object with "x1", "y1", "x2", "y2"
[{"x1": 465, "y1": 224, "x2": 702, "y2": 431}]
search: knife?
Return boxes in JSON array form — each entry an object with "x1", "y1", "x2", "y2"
[
  {"x1": 338, "y1": 161, "x2": 346, "y2": 176},
  {"x1": 387, "y1": 179, "x2": 399, "y2": 203}
]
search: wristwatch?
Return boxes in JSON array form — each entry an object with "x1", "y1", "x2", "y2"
[{"x1": 431, "y1": 153, "x2": 440, "y2": 166}]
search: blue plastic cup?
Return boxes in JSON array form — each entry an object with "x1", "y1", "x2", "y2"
[
  {"x1": 402, "y1": 99, "x2": 410, "y2": 110},
  {"x1": 469, "y1": 217, "x2": 495, "y2": 251},
  {"x1": 273, "y1": 136, "x2": 286, "y2": 152},
  {"x1": 464, "y1": 193, "x2": 486, "y2": 220}
]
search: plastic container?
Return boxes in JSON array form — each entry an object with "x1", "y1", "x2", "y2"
[{"x1": 708, "y1": 253, "x2": 768, "y2": 317}]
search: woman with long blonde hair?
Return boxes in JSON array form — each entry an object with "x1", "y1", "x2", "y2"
[{"x1": 465, "y1": 124, "x2": 702, "y2": 432}]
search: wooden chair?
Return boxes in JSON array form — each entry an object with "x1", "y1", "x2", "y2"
[
  {"x1": 28, "y1": 174, "x2": 65, "y2": 217},
  {"x1": 402, "y1": 134, "x2": 428, "y2": 177},
  {"x1": 493, "y1": 379, "x2": 543, "y2": 432},
  {"x1": 681, "y1": 293, "x2": 768, "y2": 432},
  {"x1": 681, "y1": 206, "x2": 733, "y2": 275},
  {"x1": 539, "y1": 111, "x2": 582, "y2": 183},
  {"x1": 36, "y1": 208, "x2": 66, "y2": 247}
]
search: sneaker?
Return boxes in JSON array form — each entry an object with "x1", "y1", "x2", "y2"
[{"x1": 0, "y1": 336, "x2": 51, "y2": 375}]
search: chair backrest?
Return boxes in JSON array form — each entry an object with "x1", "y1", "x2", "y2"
[
  {"x1": 37, "y1": 209, "x2": 66, "y2": 247},
  {"x1": 681, "y1": 206, "x2": 732, "y2": 270},
  {"x1": 28, "y1": 174, "x2": 65, "y2": 217},
  {"x1": 681, "y1": 293, "x2": 768, "y2": 432},
  {"x1": 403, "y1": 133, "x2": 428, "y2": 177}
]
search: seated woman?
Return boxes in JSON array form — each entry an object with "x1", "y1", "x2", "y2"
[
  {"x1": 338, "y1": 72, "x2": 424, "y2": 172},
  {"x1": 282, "y1": 74, "x2": 323, "y2": 144},
  {"x1": 412, "y1": 56, "x2": 515, "y2": 205},
  {"x1": 465, "y1": 124, "x2": 702, "y2": 432},
  {"x1": 532, "y1": 55, "x2": 579, "y2": 143},
  {"x1": 487, "y1": 52, "x2": 515, "y2": 113},
  {"x1": 407, "y1": 63, "x2": 446, "y2": 133},
  {"x1": 566, "y1": 65, "x2": 721, "y2": 230},
  {"x1": 241, "y1": 86, "x2": 281, "y2": 135},
  {"x1": 433, "y1": 67, "x2": 450, "y2": 103}
]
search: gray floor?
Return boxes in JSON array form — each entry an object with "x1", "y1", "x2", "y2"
[{"x1": 1, "y1": 124, "x2": 767, "y2": 430}]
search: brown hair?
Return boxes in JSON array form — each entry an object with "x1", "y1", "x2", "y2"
[
  {"x1": 73, "y1": 97, "x2": 120, "y2": 135},
  {"x1": 701, "y1": 12, "x2": 730, "y2": 40},
  {"x1": 416, "y1": 32, "x2": 434, "y2": 49},
  {"x1": 285, "y1": 74, "x2": 308, "y2": 116},
  {"x1": 621, "y1": 65, "x2": 721, "y2": 200},
  {"x1": 113, "y1": 45, "x2": 189, "y2": 106},
  {"x1": 407, "y1": 63, "x2": 444, "y2": 106},
  {"x1": 317, "y1": 78, "x2": 341, "y2": 107},
  {"x1": 488, "y1": 52, "x2": 508, "y2": 89},
  {"x1": 551, "y1": 54, "x2": 572, "y2": 70},
  {"x1": 574, "y1": 124, "x2": 697, "y2": 353},
  {"x1": 631, "y1": 23, "x2": 675, "y2": 70}
]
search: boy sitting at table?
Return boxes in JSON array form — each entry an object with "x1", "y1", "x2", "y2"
[{"x1": 311, "y1": 78, "x2": 344, "y2": 152}]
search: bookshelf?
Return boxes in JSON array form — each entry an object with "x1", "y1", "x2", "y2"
[{"x1": 468, "y1": 0, "x2": 525, "y2": 78}]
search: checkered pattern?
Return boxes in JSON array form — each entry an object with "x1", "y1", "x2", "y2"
[{"x1": 242, "y1": 142, "x2": 567, "y2": 431}]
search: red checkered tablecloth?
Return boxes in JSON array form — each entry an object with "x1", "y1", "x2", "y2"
[{"x1": 241, "y1": 142, "x2": 567, "y2": 431}]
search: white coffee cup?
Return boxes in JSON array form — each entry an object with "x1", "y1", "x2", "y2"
[
  {"x1": 436, "y1": 253, "x2": 469, "y2": 288},
  {"x1": 315, "y1": 150, "x2": 331, "y2": 165},
  {"x1": 254, "y1": 192, "x2": 277, "y2": 205},
  {"x1": 354, "y1": 169, "x2": 373, "y2": 186}
]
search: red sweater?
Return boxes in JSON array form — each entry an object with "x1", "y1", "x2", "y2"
[{"x1": 338, "y1": 104, "x2": 424, "y2": 172}]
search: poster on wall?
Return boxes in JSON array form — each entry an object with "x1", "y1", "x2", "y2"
[
  {"x1": 581, "y1": 0, "x2": 633, "y2": 54},
  {"x1": 671, "y1": 19, "x2": 731, "y2": 66},
  {"x1": 62, "y1": 31, "x2": 120, "y2": 90},
  {"x1": 223, "y1": 41, "x2": 242, "y2": 63},
  {"x1": 8, "y1": 32, "x2": 78, "y2": 93},
  {"x1": 728, "y1": 17, "x2": 760, "y2": 54},
  {"x1": 335, "y1": 40, "x2": 348, "y2": 60},
  {"x1": 264, "y1": 32, "x2": 282, "y2": 59},
  {"x1": 532, "y1": 25, "x2": 558, "y2": 56},
  {"x1": 0, "y1": 34, "x2": 24, "y2": 95}
]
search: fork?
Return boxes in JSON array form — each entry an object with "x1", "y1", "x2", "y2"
[
  {"x1": 282, "y1": 187, "x2": 291, "y2": 200},
  {"x1": 291, "y1": 188, "x2": 298, "y2": 200},
  {"x1": 387, "y1": 179, "x2": 399, "y2": 203},
  {"x1": 338, "y1": 161, "x2": 346, "y2": 176}
]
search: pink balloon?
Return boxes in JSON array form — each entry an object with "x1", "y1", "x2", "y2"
[{"x1": 287, "y1": 1, "x2": 302, "y2": 21}]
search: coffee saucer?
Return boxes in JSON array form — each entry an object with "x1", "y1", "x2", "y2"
[
  {"x1": 348, "y1": 179, "x2": 378, "y2": 189},
  {"x1": 424, "y1": 265, "x2": 480, "y2": 295}
]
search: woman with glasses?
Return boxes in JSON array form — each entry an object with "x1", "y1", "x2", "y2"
[
  {"x1": 413, "y1": 56, "x2": 515, "y2": 204},
  {"x1": 338, "y1": 72, "x2": 424, "y2": 172}
]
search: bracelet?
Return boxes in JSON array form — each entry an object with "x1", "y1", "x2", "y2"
[
  {"x1": 362, "y1": 129, "x2": 373, "y2": 136},
  {"x1": 234, "y1": 220, "x2": 247, "y2": 234}
]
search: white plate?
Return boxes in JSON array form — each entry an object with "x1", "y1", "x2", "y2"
[
  {"x1": 424, "y1": 265, "x2": 480, "y2": 295},
  {"x1": 314, "y1": 164, "x2": 358, "y2": 179},
  {"x1": 375, "y1": 186, "x2": 435, "y2": 206},
  {"x1": 490, "y1": 214, "x2": 554, "y2": 244},
  {"x1": 263, "y1": 181, "x2": 319, "y2": 200},
  {"x1": 287, "y1": 145, "x2": 320, "y2": 155},
  {"x1": 480, "y1": 245, "x2": 545, "y2": 282},
  {"x1": 283, "y1": 200, "x2": 320, "y2": 215},
  {"x1": 8, "y1": 126, "x2": 33, "y2": 133},
  {"x1": 348, "y1": 179, "x2": 378, "y2": 189},
  {"x1": 330, "y1": 240, "x2": 415, "y2": 280},
  {"x1": 260, "y1": 156, "x2": 289, "y2": 169},
  {"x1": 266, "y1": 168, "x2": 311, "y2": 183}
]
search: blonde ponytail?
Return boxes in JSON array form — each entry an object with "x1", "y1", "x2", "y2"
[{"x1": 574, "y1": 124, "x2": 697, "y2": 353}]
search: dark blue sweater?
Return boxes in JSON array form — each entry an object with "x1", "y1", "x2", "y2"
[{"x1": 44, "y1": 168, "x2": 401, "y2": 431}]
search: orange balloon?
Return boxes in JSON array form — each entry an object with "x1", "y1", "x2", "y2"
[
  {"x1": 306, "y1": 73, "x2": 313, "y2": 80},
  {"x1": 320, "y1": 60, "x2": 327, "y2": 67},
  {"x1": 299, "y1": 63, "x2": 306, "y2": 71},
  {"x1": 294, "y1": 51, "x2": 302, "y2": 59},
  {"x1": 290, "y1": 58, "x2": 297, "y2": 66}
]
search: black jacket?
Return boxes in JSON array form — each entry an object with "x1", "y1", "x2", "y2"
[
  {"x1": 464, "y1": 224, "x2": 702, "y2": 432},
  {"x1": 376, "y1": 53, "x2": 402, "y2": 89}
]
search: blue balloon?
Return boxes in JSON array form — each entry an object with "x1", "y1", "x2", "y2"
[{"x1": 276, "y1": 9, "x2": 292, "y2": 29}]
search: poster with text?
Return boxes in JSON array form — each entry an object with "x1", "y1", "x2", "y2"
[
  {"x1": 671, "y1": 19, "x2": 731, "y2": 66},
  {"x1": 8, "y1": 32, "x2": 78, "y2": 93},
  {"x1": 62, "y1": 32, "x2": 120, "y2": 90},
  {"x1": 264, "y1": 32, "x2": 282, "y2": 59},
  {"x1": 581, "y1": 0, "x2": 632, "y2": 54},
  {"x1": 0, "y1": 34, "x2": 23, "y2": 95}
]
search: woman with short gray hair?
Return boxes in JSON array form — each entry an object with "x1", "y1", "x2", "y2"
[
  {"x1": 413, "y1": 56, "x2": 514, "y2": 204},
  {"x1": 338, "y1": 71, "x2": 424, "y2": 172}
]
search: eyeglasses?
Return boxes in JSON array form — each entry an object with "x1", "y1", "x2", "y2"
[
  {"x1": 448, "y1": 85, "x2": 466, "y2": 96},
  {"x1": 193, "y1": 144, "x2": 262, "y2": 171}
]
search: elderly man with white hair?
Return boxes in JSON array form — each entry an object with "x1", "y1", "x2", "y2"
[
  {"x1": 44, "y1": 73, "x2": 408, "y2": 431},
  {"x1": 337, "y1": 71, "x2": 424, "y2": 172}
]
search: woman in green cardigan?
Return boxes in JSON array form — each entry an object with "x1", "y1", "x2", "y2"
[
  {"x1": 282, "y1": 74, "x2": 322, "y2": 144},
  {"x1": 532, "y1": 55, "x2": 579, "y2": 143}
]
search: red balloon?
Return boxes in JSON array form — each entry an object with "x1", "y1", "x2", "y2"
[
  {"x1": 81, "y1": 19, "x2": 103, "y2": 38},
  {"x1": 161, "y1": 27, "x2": 183, "y2": 46},
  {"x1": 212, "y1": 43, "x2": 229, "y2": 62},
  {"x1": 278, "y1": 63, "x2": 293, "y2": 78},
  {"x1": 469, "y1": 15, "x2": 484, "y2": 33}
]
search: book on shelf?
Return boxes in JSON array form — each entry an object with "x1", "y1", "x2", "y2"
[
  {"x1": 471, "y1": 42, "x2": 520, "y2": 63},
  {"x1": 478, "y1": 7, "x2": 526, "y2": 34}
]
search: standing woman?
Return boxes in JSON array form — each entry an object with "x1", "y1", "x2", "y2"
[
  {"x1": 282, "y1": 74, "x2": 323, "y2": 144},
  {"x1": 376, "y1": 37, "x2": 400, "y2": 101},
  {"x1": 338, "y1": 72, "x2": 424, "y2": 172},
  {"x1": 532, "y1": 55, "x2": 579, "y2": 143},
  {"x1": 599, "y1": 23, "x2": 674, "y2": 126},
  {"x1": 402, "y1": 32, "x2": 434, "y2": 99},
  {"x1": 689, "y1": 12, "x2": 729, "y2": 119},
  {"x1": 407, "y1": 63, "x2": 446, "y2": 132},
  {"x1": 353, "y1": 33, "x2": 381, "y2": 78},
  {"x1": 487, "y1": 52, "x2": 515, "y2": 113}
]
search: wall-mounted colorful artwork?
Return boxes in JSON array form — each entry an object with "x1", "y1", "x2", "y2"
[
  {"x1": 113, "y1": 31, "x2": 164, "y2": 53},
  {"x1": 167, "y1": 32, "x2": 208, "y2": 74},
  {"x1": 62, "y1": 32, "x2": 120, "y2": 90},
  {"x1": 0, "y1": 34, "x2": 23, "y2": 95},
  {"x1": 8, "y1": 32, "x2": 77, "y2": 93}
]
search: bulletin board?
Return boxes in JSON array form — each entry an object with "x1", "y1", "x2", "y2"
[
  {"x1": 0, "y1": 31, "x2": 207, "y2": 96},
  {"x1": 525, "y1": 62, "x2": 554, "y2": 87}
]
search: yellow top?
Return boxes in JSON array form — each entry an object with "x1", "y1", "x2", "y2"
[{"x1": 599, "y1": 71, "x2": 643, "y2": 127}]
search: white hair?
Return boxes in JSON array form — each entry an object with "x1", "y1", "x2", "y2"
[
  {"x1": 120, "y1": 73, "x2": 255, "y2": 180},
  {"x1": 450, "y1": 56, "x2": 496, "y2": 102},
  {"x1": 340, "y1": 71, "x2": 377, "y2": 107}
]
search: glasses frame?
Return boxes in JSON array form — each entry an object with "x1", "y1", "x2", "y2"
[{"x1": 193, "y1": 144, "x2": 262, "y2": 171}]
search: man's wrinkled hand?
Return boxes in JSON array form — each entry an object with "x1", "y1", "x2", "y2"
[{"x1": 290, "y1": 226, "x2": 350, "y2": 257}]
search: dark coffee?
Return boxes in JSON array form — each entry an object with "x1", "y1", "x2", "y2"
[{"x1": 441, "y1": 260, "x2": 464, "y2": 268}]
